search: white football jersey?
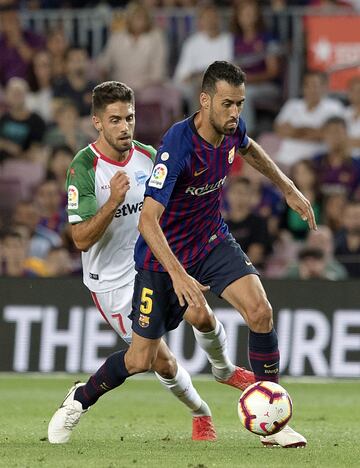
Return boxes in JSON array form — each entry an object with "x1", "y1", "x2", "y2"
[{"x1": 66, "y1": 141, "x2": 155, "y2": 292}]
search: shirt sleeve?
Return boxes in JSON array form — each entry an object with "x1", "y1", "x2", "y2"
[
  {"x1": 238, "y1": 117, "x2": 250, "y2": 149},
  {"x1": 66, "y1": 157, "x2": 97, "y2": 224},
  {"x1": 144, "y1": 127, "x2": 187, "y2": 208}
]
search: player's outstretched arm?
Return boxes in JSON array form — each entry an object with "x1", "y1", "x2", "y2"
[
  {"x1": 239, "y1": 138, "x2": 317, "y2": 231},
  {"x1": 72, "y1": 171, "x2": 130, "y2": 251},
  {"x1": 138, "y1": 197, "x2": 209, "y2": 308}
]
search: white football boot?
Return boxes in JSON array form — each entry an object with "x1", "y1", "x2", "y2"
[
  {"x1": 48, "y1": 382, "x2": 88, "y2": 444},
  {"x1": 260, "y1": 425, "x2": 307, "y2": 448}
]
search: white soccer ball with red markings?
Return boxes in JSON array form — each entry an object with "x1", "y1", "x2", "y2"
[{"x1": 237, "y1": 381, "x2": 292, "y2": 436}]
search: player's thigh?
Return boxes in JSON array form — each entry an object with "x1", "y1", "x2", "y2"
[
  {"x1": 90, "y1": 284, "x2": 134, "y2": 344},
  {"x1": 221, "y1": 274, "x2": 273, "y2": 331},
  {"x1": 130, "y1": 268, "x2": 186, "y2": 340},
  {"x1": 193, "y1": 233, "x2": 258, "y2": 298}
]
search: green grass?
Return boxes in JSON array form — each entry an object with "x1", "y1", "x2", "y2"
[{"x1": 0, "y1": 376, "x2": 359, "y2": 468}]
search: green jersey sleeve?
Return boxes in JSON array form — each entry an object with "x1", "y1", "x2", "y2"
[
  {"x1": 66, "y1": 148, "x2": 97, "y2": 224},
  {"x1": 133, "y1": 140, "x2": 157, "y2": 164}
]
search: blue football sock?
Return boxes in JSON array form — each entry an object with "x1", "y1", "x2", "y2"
[
  {"x1": 248, "y1": 329, "x2": 280, "y2": 383},
  {"x1": 74, "y1": 350, "x2": 130, "y2": 409}
]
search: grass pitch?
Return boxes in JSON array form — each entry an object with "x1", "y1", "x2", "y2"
[{"x1": 0, "y1": 375, "x2": 359, "y2": 468}]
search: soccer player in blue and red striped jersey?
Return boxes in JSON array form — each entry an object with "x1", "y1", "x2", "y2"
[{"x1": 132, "y1": 61, "x2": 316, "y2": 447}]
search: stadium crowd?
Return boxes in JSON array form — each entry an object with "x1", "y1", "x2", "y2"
[{"x1": 0, "y1": 0, "x2": 360, "y2": 279}]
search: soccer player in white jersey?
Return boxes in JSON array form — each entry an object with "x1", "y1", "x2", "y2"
[{"x1": 48, "y1": 81, "x2": 255, "y2": 444}]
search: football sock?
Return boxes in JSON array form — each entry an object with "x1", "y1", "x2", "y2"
[
  {"x1": 155, "y1": 363, "x2": 211, "y2": 417},
  {"x1": 74, "y1": 350, "x2": 131, "y2": 409},
  {"x1": 248, "y1": 328, "x2": 279, "y2": 383},
  {"x1": 193, "y1": 316, "x2": 235, "y2": 381}
]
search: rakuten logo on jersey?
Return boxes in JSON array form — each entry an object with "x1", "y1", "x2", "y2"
[
  {"x1": 185, "y1": 176, "x2": 227, "y2": 196},
  {"x1": 114, "y1": 201, "x2": 143, "y2": 218}
]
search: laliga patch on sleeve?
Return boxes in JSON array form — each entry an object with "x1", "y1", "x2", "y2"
[
  {"x1": 68, "y1": 185, "x2": 79, "y2": 210},
  {"x1": 148, "y1": 163, "x2": 168, "y2": 189}
]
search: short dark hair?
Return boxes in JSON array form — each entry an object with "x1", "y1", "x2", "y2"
[
  {"x1": 298, "y1": 246, "x2": 325, "y2": 261},
  {"x1": 0, "y1": 229, "x2": 22, "y2": 242},
  {"x1": 201, "y1": 61, "x2": 246, "y2": 95},
  {"x1": 92, "y1": 81, "x2": 135, "y2": 115},
  {"x1": 323, "y1": 115, "x2": 347, "y2": 129}
]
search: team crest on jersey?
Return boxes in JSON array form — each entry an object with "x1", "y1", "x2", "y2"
[
  {"x1": 139, "y1": 313, "x2": 150, "y2": 328},
  {"x1": 135, "y1": 170, "x2": 149, "y2": 185},
  {"x1": 228, "y1": 146, "x2": 235, "y2": 164},
  {"x1": 148, "y1": 163, "x2": 168, "y2": 189},
  {"x1": 68, "y1": 185, "x2": 79, "y2": 210}
]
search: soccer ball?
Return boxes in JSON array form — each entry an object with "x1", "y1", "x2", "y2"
[{"x1": 237, "y1": 381, "x2": 292, "y2": 436}]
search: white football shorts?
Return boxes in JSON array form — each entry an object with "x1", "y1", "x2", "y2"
[{"x1": 90, "y1": 281, "x2": 134, "y2": 344}]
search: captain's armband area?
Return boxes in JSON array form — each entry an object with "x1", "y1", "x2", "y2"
[{"x1": 238, "y1": 138, "x2": 256, "y2": 156}]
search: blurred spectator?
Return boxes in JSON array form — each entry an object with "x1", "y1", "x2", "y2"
[
  {"x1": 322, "y1": 190, "x2": 347, "y2": 233},
  {"x1": 281, "y1": 159, "x2": 322, "y2": 240},
  {"x1": 286, "y1": 225, "x2": 348, "y2": 280},
  {"x1": 0, "y1": 77, "x2": 46, "y2": 162},
  {"x1": 173, "y1": 3, "x2": 232, "y2": 114},
  {"x1": 231, "y1": 0, "x2": 281, "y2": 135},
  {"x1": 335, "y1": 199, "x2": 360, "y2": 277},
  {"x1": 12, "y1": 199, "x2": 62, "y2": 258},
  {"x1": 0, "y1": 229, "x2": 27, "y2": 277},
  {"x1": 44, "y1": 246, "x2": 72, "y2": 276},
  {"x1": 34, "y1": 178, "x2": 67, "y2": 235},
  {"x1": 312, "y1": 116, "x2": 360, "y2": 198},
  {"x1": 47, "y1": 145, "x2": 73, "y2": 194},
  {"x1": 24, "y1": 246, "x2": 72, "y2": 277},
  {"x1": 344, "y1": 75, "x2": 360, "y2": 156},
  {"x1": 0, "y1": 1, "x2": 45, "y2": 86},
  {"x1": 274, "y1": 71, "x2": 344, "y2": 168},
  {"x1": 240, "y1": 163, "x2": 283, "y2": 239},
  {"x1": 43, "y1": 99, "x2": 89, "y2": 152},
  {"x1": 287, "y1": 246, "x2": 332, "y2": 280},
  {"x1": 26, "y1": 50, "x2": 54, "y2": 123},
  {"x1": 99, "y1": 2, "x2": 181, "y2": 143},
  {"x1": 46, "y1": 27, "x2": 69, "y2": 81},
  {"x1": 99, "y1": 2, "x2": 167, "y2": 92},
  {"x1": 53, "y1": 47, "x2": 95, "y2": 117},
  {"x1": 224, "y1": 176, "x2": 271, "y2": 270}
]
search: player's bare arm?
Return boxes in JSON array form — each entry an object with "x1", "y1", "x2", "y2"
[
  {"x1": 138, "y1": 196, "x2": 209, "y2": 308},
  {"x1": 72, "y1": 171, "x2": 130, "y2": 251},
  {"x1": 239, "y1": 138, "x2": 317, "y2": 231}
]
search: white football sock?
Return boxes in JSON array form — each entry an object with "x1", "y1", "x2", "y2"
[
  {"x1": 193, "y1": 315, "x2": 235, "y2": 381},
  {"x1": 155, "y1": 363, "x2": 211, "y2": 417}
]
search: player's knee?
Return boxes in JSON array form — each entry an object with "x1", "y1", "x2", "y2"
[
  {"x1": 125, "y1": 350, "x2": 155, "y2": 374},
  {"x1": 152, "y1": 354, "x2": 177, "y2": 379},
  {"x1": 247, "y1": 299, "x2": 273, "y2": 332},
  {"x1": 190, "y1": 308, "x2": 214, "y2": 332}
]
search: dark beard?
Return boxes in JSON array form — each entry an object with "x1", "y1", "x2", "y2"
[
  {"x1": 209, "y1": 115, "x2": 237, "y2": 136},
  {"x1": 106, "y1": 134, "x2": 132, "y2": 154}
]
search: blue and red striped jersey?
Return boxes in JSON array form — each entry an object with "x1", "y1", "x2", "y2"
[{"x1": 134, "y1": 114, "x2": 249, "y2": 271}]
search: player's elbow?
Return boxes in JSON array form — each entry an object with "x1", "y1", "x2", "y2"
[
  {"x1": 73, "y1": 239, "x2": 90, "y2": 252},
  {"x1": 138, "y1": 211, "x2": 151, "y2": 237},
  {"x1": 72, "y1": 234, "x2": 90, "y2": 252}
]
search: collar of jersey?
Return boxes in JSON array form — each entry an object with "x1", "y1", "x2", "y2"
[
  {"x1": 188, "y1": 113, "x2": 226, "y2": 150},
  {"x1": 90, "y1": 142, "x2": 134, "y2": 167}
]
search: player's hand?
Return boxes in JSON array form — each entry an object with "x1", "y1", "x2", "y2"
[
  {"x1": 171, "y1": 272, "x2": 210, "y2": 308},
  {"x1": 285, "y1": 185, "x2": 317, "y2": 230},
  {"x1": 109, "y1": 171, "x2": 130, "y2": 207}
]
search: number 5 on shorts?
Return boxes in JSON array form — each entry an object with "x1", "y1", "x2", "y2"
[{"x1": 140, "y1": 287, "x2": 153, "y2": 314}]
